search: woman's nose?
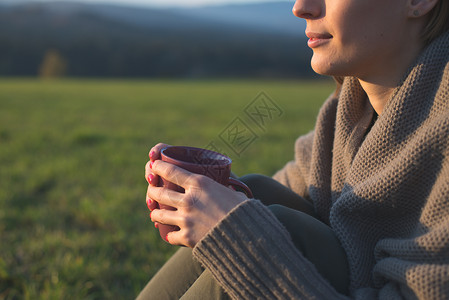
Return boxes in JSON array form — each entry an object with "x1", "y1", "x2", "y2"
[{"x1": 292, "y1": 0, "x2": 321, "y2": 19}]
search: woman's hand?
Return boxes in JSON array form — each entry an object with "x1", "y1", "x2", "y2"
[
  {"x1": 145, "y1": 143, "x2": 170, "y2": 211},
  {"x1": 145, "y1": 159, "x2": 248, "y2": 248}
]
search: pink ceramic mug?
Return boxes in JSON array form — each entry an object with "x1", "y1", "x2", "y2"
[{"x1": 156, "y1": 146, "x2": 253, "y2": 241}]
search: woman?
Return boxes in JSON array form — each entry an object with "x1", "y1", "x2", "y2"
[{"x1": 139, "y1": 0, "x2": 449, "y2": 298}]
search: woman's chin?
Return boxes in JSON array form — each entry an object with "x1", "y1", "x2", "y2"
[
  {"x1": 311, "y1": 60, "x2": 347, "y2": 78},
  {"x1": 311, "y1": 65, "x2": 332, "y2": 77},
  {"x1": 310, "y1": 57, "x2": 333, "y2": 76}
]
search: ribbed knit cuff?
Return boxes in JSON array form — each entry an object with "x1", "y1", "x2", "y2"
[{"x1": 193, "y1": 200, "x2": 346, "y2": 299}]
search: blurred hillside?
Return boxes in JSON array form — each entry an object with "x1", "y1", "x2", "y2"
[{"x1": 0, "y1": 1, "x2": 314, "y2": 78}]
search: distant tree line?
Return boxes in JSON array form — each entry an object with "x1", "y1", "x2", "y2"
[{"x1": 0, "y1": 5, "x2": 315, "y2": 78}]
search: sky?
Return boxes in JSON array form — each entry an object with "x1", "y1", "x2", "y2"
[{"x1": 18, "y1": 0, "x2": 290, "y2": 8}]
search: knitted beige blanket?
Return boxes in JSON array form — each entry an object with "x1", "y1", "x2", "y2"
[{"x1": 194, "y1": 31, "x2": 449, "y2": 299}]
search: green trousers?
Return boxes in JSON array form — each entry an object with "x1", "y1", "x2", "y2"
[{"x1": 137, "y1": 174, "x2": 349, "y2": 299}]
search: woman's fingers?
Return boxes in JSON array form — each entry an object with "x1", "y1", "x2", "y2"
[
  {"x1": 147, "y1": 183, "x2": 189, "y2": 209},
  {"x1": 149, "y1": 143, "x2": 170, "y2": 162},
  {"x1": 146, "y1": 143, "x2": 171, "y2": 229},
  {"x1": 164, "y1": 223, "x2": 210, "y2": 248},
  {"x1": 146, "y1": 184, "x2": 159, "y2": 211},
  {"x1": 151, "y1": 160, "x2": 200, "y2": 189},
  {"x1": 150, "y1": 208, "x2": 181, "y2": 227},
  {"x1": 145, "y1": 160, "x2": 159, "y2": 187},
  {"x1": 145, "y1": 160, "x2": 152, "y2": 179},
  {"x1": 150, "y1": 212, "x2": 196, "y2": 248},
  {"x1": 146, "y1": 143, "x2": 169, "y2": 189},
  {"x1": 165, "y1": 230, "x2": 194, "y2": 248}
]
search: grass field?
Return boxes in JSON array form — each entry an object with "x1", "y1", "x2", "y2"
[{"x1": 0, "y1": 78, "x2": 335, "y2": 299}]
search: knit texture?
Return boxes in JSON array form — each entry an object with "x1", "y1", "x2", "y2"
[{"x1": 193, "y1": 31, "x2": 449, "y2": 299}]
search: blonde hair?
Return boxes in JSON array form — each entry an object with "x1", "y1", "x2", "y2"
[{"x1": 423, "y1": 0, "x2": 449, "y2": 44}]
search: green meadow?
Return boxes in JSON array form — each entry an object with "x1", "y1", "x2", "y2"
[{"x1": 0, "y1": 78, "x2": 334, "y2": 299}]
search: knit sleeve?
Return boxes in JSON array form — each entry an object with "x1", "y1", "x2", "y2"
[
  {"x1": 272, "y1": 131, "x2": 315, "y2": 199},
  {"x1": 192, "y1": 199, "x2": 349, "y2": 300},
  {"x1": 273, "y1": 92, "x2": 339, "y2": 201}
]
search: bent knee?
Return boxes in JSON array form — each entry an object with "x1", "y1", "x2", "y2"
[
  {"x1": 239, "y1": 174, "x2": 279, "y2": 192},
  {"x1": 268, "y1": 204, "x2": 289, "y2": 219}
]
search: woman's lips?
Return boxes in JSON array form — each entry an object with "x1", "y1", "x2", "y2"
[{"x1": 306, "y1": 32, "x2": 333, "y2": 48}]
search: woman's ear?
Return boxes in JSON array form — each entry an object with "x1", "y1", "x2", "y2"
[{"x1": 407, "y1": 0, "x2": 439, "y2": 18}]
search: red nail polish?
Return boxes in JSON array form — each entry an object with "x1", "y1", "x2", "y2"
[
  {"x1": 165, "y1": 234, "x2": 169, "y2": 242},
  {"x1": 150, "y1": 161, "x2": 154, "y2": 169},
  {"x1": 146, "y1": 198, "x2": 152, "y2": 210},
  {"x1": 148, "y1": 174, "x2": 155, "y2": 184},
  {"x1": 149, "y1": 151, "x2": 155, "y2": 159},
  {"x1": 154, "y1": 223, "x2": 159, "y2": 229}
]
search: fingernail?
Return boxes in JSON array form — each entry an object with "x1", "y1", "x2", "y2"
[
  {"x1": 165, "y1": 234, "x2": 169, "y2": 242},
  {"x1": 147, "y1": 174, "x2": 155, "y2": 184},
  {"x1": 154, "y1": 223, "x2": 159, "y2": 229},
  {"x1": 149, "y1": 151, "x2": 155, "y2": 159},
  {"x1": 150, "y1": 161, "x2": 154, "y2": 169},
  {"x1": 146, "y1": 198, "x2": 152, "y2": 210}
]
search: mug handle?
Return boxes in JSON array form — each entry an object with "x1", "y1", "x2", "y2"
[{"x1": 228, "y1": 178, "x2": 253, "y2": 198}]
